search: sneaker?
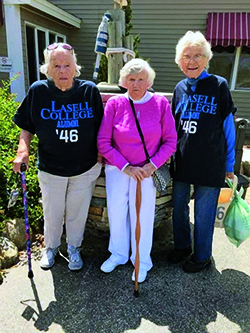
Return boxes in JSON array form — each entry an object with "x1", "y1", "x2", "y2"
[
  {"x1": 40, "y1": 247, "x2": 58, "y2": 269},
  {"x1": 68, "y1": 246, "x2": 83, "y2": 271},
  {"x1": 183, "y1": 255, "x2": 211, "y2": 273},
  {"x1": 100, "y1": 256, "x2": 125, "y2": 273},
  {"x1": 132, "y1": 268, "x2": 147, "y2": 283},
  {"x1": 167, "y1": 246, "x2": 192, "y2": 264}
]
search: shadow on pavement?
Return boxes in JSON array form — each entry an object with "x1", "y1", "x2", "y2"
[{"x1": 19, "y1": 225, "x2": 250, "y2": 333}]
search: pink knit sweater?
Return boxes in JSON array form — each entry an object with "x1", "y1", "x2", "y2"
[{"x1": 97, "y1": 94, "x2": 177, "y2": 170}]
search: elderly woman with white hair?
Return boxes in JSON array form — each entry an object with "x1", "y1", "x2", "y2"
[
  {"x1": 168, "y1": 31, "x2": 235, "y2": 273},
  {"x1": 13, "y1": 42, "x2": 103, "y2": 271},
  {"x1": 98, "y1": 58, "x2": 177, "y2": 283}
]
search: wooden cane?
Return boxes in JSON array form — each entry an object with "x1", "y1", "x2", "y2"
[{"x1": 134, "y1": 180, "x2": 141, "y2": 297}]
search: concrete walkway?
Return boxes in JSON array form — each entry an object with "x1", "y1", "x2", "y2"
[{"x1": 1, "y1": 188, "x2": 250, "y2": 332}]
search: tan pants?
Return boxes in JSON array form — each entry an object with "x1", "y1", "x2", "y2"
[{"x1": 38, "y1": 163, "x2": 101, "y2": 248}]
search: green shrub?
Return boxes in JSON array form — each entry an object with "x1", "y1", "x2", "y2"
[{"x1": 0, "y1": 77, "x2": 43, "y2": 233}]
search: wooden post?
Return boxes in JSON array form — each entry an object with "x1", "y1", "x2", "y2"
[
  {"x1": 107, "y1": 9, "x2": 125, "y2": 84},
  {"x1": 124, "y1": 35, "x2": 134, "y2": 62},
  {"x1": 107, "y1": 9, "x2": 125, "y2": 35},
  {"x1": 107, "y1": 21, "x2": 123, "y2": 84}
]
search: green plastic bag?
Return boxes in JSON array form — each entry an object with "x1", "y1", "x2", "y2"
[{"x1": 223, "y1": 178, "x2": 250, "y2": 247}]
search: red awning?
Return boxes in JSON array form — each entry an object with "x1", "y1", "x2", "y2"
[{"x1": 206, "y1": 12, "x2": 250, "y2": 47}]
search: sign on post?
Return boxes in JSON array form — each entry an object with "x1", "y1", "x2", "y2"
[{"x1": 0, "y1": 57, "x2": 13, "y2": 72}]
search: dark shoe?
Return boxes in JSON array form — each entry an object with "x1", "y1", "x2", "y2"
[
  {"x1": 167, "y1": 246, "x2": 192, "y2": 263},
  {"x1": 183, "y1": 255, "x2": 211, "y2": 273}
]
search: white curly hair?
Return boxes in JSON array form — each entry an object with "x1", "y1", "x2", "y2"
[
  {"x1": 119, "y1": 58, "x2": 156, "y2": 88},
  {"x1": 175, "y1": 31, "x2": 213, "y2": 67}
]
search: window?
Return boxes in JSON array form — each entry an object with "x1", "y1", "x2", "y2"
[
  {"x1": 209, "y1": 46, "x2": 235, "y2": 85},
  {"x1": 235, "y1": 46, "x2": 250, "y2": 90},
  {"x1": 25, "y1": 24, "x2": 66, "y2": 85},
  {"x1": 209, "y1": 46, "x2": 250, "y2": 91},
  {"x1": 206, "y1": 12, "x2": 250, "y2": 91}
]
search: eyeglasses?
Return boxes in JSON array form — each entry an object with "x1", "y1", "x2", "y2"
[
  {"x1": 182, "y1": 54, "x2": 205, "y2": 63},
  {"x1": 47, "y1": 43, "x2": 73, "y2": 51}
]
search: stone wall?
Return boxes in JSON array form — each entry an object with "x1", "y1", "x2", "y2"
[{"x1": 86, "y1": 169, "x2": 173, "y2": 231}]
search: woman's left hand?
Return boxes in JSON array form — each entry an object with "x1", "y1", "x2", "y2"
[
  {"x1": 143, "y1": 163, "x2": 156, "y2": 177},
  {"x1": 124, "y1": 165, "x2": 148, "y2": 181}
]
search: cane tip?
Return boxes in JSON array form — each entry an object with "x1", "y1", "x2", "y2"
[
  {"x1": 134, "y1": 289, "x2": 139, "y2": 298},
  {"x1": 28, "y1": 271, "x2": 34, "y2": 279}
]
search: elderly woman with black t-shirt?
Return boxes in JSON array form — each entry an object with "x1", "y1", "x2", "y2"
[
  {"x1": 13, "y1": 43, "x2": 103, "y2": 271},
  {"x1": 168, "y1": 31, "x2": 235, "y2": 273}
]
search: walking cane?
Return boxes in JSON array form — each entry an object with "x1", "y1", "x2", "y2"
[
  {"x1": 134, "y1": 180, "x2": 141, "y2": 297},
  {"x1": 20, "y1": 163, "x2": 34, "y2": 279}
]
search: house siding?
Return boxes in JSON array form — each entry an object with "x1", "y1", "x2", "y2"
[
  {"x1": 130, "y1": 0, "x2": 250, "y2": 135},
  {"x1": 231, "y1": 91, "x2": 250, "y2": 120},
  {"x1": 50, "y1": 0, "x2": 250, "y2": 136},
  {"x1": 2, "y1": 1, "x2": 249, "y2": 135},
  {"x1": 0, "y1": 23, "x2": 11, "y2": 82}
]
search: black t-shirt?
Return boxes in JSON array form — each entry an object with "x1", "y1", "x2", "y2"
[
  {"x1": 14, "y1": 79, "x2": 104, "y2": 176},
  {"x1": 171, "y1": 75, "x2": 234, "y2": 187}
]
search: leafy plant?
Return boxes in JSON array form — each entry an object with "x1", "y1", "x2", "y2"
[
  {"x1": 0, "y1": 77, "x2": 43, "y2": 234},
  {"x1": 123, "y1": 0, "x2": 133, "y2": 36}
]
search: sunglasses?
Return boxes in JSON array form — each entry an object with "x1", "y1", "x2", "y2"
[{"x1": 47, "y1": 43, "x2": 73, "y2": 51}]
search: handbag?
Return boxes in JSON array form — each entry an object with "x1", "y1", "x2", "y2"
[{"x1": 129, "y1": 98, "x2": 171, "y2": 195}]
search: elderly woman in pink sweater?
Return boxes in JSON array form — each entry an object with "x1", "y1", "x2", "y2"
[{"x1": 97, "y1": 59, "x2": 177, "y2": 283}]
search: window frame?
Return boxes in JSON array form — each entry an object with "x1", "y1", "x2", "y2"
[
  {"x1": 231, "y1": 47, "x2": 241, "y2": 91},
  {"x1": 24, "y1": 22, "x2": 67, "y2": 86}
]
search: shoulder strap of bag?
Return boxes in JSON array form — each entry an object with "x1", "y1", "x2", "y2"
[{"x1": 129, "y1": 98, "x2": 150, "y2": 162}]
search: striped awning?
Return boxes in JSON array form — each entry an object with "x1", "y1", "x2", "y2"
[{"x1": 206, "y1": 12, "x2": 250, "y2": 47}]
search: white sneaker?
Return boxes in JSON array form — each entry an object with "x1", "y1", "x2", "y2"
[
  {"x1": 40, "y1": 248, "x2": 58, "y2": 269},
  {"x1": 100, "y1": 257, "x2": 125, "y2": 273},
  {"x1": 68, "y1": 246, "x2": 83, "y2": 271},
  {"x1": 132, "y1": 268, "x2": 147, "y2": 283}
]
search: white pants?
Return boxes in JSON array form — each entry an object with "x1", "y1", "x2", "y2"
[
  {"x1": 38, "y1": 163, "x2": 101, "y2": 248},
  {"x1": 105, "y1": 164, "x2": 156, "y2": 271}
]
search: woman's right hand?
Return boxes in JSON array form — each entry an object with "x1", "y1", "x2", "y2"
[
  {"x1": 124, "y1": 165, "x2": 148, "y2": 181},
  {"x1": 13, "y1": 152, "x2": 29, "y2": 173},
  {"x1": 13, "y1": 130, "x2": 33, "y2": 172}
]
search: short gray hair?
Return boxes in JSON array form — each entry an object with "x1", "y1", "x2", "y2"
[
  {"x1": 119, "y1": 58, "x2": 156, "y2": 88},
  {"x1": 40, "y1": 45, "x2": 81, "y2": 78},
  {"x1": 175, "y1": 31, "x2": 213, "y2": 67}
]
